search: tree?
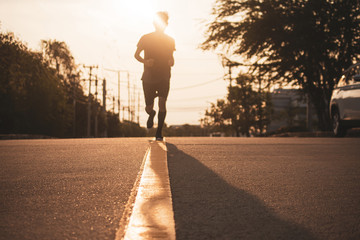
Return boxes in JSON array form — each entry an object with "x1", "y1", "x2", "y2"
[
  {"x1": 1, "y1": 31, "x2": 149, "y2": 138},
  {"x1": 41, "y1": 39, "x2": 84, "y2": 137},
  {"x1": 161, "y1": 124, "x2": 211, "y2": 137},
  {"x1": 0, "y1": 32, "x2": 71, "y2": 136},
  {"x1": 41, "y1": 40, "x2": 75, "y2": 77},
  {"x1": 203, "y1": 73, "x2": 272, "y2": 136},
  {"x1": 202, "y1": 0, "x2": 360, "y2": 130}
]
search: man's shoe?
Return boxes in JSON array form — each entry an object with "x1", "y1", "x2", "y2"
[
  {"x1": 147, "y1": 110, "x2": 156, "y2": 129},
  {"x1": 155, "y1": 130, "x2": 163, "y2": 141},
  {"x1": 155, "y1": 136, "x2": 163, "y2": 141}
]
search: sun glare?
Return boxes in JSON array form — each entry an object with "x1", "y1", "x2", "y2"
[
  {"x1": 110, "y1": 0, "x2": 176, "y2": 36},
  {"x1": 113, "y1": 0, "x2": 156, "y2": 22}
]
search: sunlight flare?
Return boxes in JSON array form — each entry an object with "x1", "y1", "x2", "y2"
[{"x1": 112, "y1": 0, "x2": 156, "y2": 22}]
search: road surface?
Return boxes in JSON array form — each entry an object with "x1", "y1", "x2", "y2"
[
  {"x1": 0, "y1": 138, "x2": 148, "y2": 240},
  {"x1": 1, "y1": 137, "x2": 359, "y2": 239},
  {"x1": 167, "y1": 137, "x2": 360, "y2": 240}
]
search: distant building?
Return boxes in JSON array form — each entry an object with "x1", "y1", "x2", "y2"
[{"x1": 267, "y1": 89, "x2": 308, "y2": 132}]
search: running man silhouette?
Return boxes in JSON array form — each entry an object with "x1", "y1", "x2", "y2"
[{"x1": 134, "y1": 11, "x2": 175, "y2": 141}]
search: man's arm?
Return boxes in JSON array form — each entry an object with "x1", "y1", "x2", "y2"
[
  {"x1": 134, "y1": 47, "x2": 144, "y2": 63},
  {"x1": 168, "y1": 54, "x2": 174, "y2": 67},
  {"x1": 168, "y1": 39, "x2": 175, "y2": 67},
  {"x1": 134, "y1": 47, "x2": 154, "y2": 67}
]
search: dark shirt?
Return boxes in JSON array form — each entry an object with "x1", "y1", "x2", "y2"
[{"x1": 137, "y1": 31, "x2": 175, "y2": 83}]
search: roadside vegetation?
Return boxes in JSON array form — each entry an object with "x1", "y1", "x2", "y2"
[
  {"x1": 202, "y1": 0, "x2": 360, "y2": 135},
  {"x1": 0, "y1": 31, "x2": 145, "y2": 138}
]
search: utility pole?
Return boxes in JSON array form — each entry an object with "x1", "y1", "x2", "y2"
[
  {"x1": 132, "y1": 84, "x2": 136, "y2": 122},
  {"x1": 102, "y1": 79, "x2": 107, "y2": 111},
  {"x1": 72, "y1": 74, "x2": 77, "y2": 137},
  {"x1": 223, "y1": 59, "x2": 235, "y2": 136},
  {"x1": 112, "y1": 96, "x2": 115, "y2": 113},
  {"x1": 222, "y1": 56, "x2": 238, "y2": 136},
  {"x1": 127, "y1": 72, "x2": 131, "y2": 121},
  {"x1": 83, "y1": 65, "x2": 98, "y2": 138},
  {"x1": 222, "y1": 57, "x2": 234, "y2": 88},
  {"x1": 87, "y1": 69, "x2": 92, "y2": 138},
  {"x1": 104, "y1": 68, "x2": 130, "y2": 121},
  {"x1": 102, "y1": 78, "x2": 107, "y2": 137},
  {"x1": 137, "y1": 91, "x2": 140, "y2": 124},
  {"x1": 94, "y1": 75, "x2": 98, "y2": 138},
  {"x1": 118, "y1": 72, "x2": 120, "y2": 119}
]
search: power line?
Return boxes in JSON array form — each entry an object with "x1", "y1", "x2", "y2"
[
  {"x1": 173, "y1": 72, "x2": 223, "y2": 76},
  {"x1": 175, "y1": 58, "x2": 220, "y2": 61},
  {"x1": 169, "y1": 94, "x2": 225, "y2": 102},
  {"x1": 172, "y1": 77, "x2": 223, "y2": 90},
  {"x1": 169, "y1": 106, "x2": 207, "y2": 112},
  {"x1": 87, "y1": 66, "x2": 225, "y2": 121}
]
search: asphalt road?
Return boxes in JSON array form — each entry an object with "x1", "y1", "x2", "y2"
[
  {"x1": 0, "y1": 138, "x2": 149, "y2": 240},
  {"x1": 166, "y1": 137, "x2": 360, "y2": 240},
  {"x1": 1, "y1": 137, "x2": 359, "y2": 240}
]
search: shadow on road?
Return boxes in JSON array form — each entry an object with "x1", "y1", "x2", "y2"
[{"x1": 167, "y1": 143, "x2": 315, "y2": 240}]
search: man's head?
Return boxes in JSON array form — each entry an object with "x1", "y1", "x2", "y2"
[{"x1": 153, "y1": 11, "x2": 169, "y2": 32}]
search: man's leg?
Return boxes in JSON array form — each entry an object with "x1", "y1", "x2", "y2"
[
  {"x1": 145, "y1": 104, "x2": 156, "y2": 129},
  {"x1": 145, "y1": 104, "x2": 154, "y2": 115},
  {"x1": 156, "y1": 97, "x2": 167, "y2": 139},
  {"x1": 143, "y1": 81, "x2": 156, "y2": 129}
]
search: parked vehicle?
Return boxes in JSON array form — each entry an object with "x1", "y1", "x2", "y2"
[{"x1": 330, "y1": 63, "x2": 360, "y2": 137}]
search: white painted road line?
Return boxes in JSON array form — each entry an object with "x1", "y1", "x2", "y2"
[
  {"x1": 115, "y1": 147, "x2": 150, "y2": 240},
  {"x1": 120, "y1": 140, "x2": 176, "y2": 240}
]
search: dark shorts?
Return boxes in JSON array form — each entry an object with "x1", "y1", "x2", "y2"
[{"x1": 142, "y1": 80, "x2": 170, "y2": 106}]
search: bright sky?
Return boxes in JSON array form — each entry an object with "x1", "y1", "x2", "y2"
[{"x1": 0, "y1": 0, "x2": 227, "y2": 126}]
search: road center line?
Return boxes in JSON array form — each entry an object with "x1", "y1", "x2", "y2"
[{"x1": 118, "y1": 140, "x2": 176, "y2": 240}]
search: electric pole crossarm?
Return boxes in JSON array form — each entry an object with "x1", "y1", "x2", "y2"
[{"x1": 83, "y1": 65, "x2": 98, "y2": 138}]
